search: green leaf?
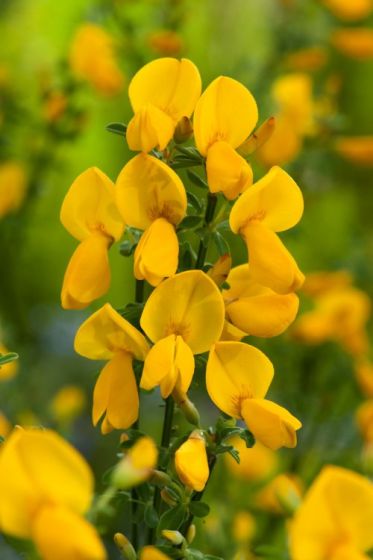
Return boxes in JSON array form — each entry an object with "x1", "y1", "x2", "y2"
[
  {"x1": 187, "y1": 170, "x2": 208, "y2": 189},
  {"x1": 106, "y1": 122, "x2": 127, "y2": 136},
  {"x1": 174, "y1": 145, "x2": 203, "y2": 161},
  {"x1": 178, "y1": 216, "x2": 203, "y2": 231},
  {"x1": 119, "y1": 303, "x2": 144, "y2": 329},
  {"x1": 212, "y1": 231, "x2": 230, "y2": 257},
  {"x1": 217, "y1": 425, "x2": 255, "y2": 449},
  {"x1": 186, "y1": 190, "x2": 203, "y2": 212},
  {"x1": 119, "y1": 240, "x2": 137, "y2": 256},
  {"x1": 215, "y1": 444, "x2": 240, "y2": 463},
  {"x1": 157, "y1": 504, "x2": 188, "y2": 536},
  {"x1": 179, "y1": 241, "x2": 196, "y2": 270},
  {"x1": 189, "y1": 501, "x2": 210, "y2": 518},
  {"x1": 0, "y1": 352, "x2": 18, "y2": 366},
  {"x1": 144, "y1": 503, "x2": 159, "y2": 528}
]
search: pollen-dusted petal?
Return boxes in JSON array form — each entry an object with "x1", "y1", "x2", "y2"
[
  {"x1": 129, "y1": 57, "x2": 202, "y2": 122},
  {"x1": 116, "y1": 153, "x2": 187, "y2": 229},
  {"x1": 229, "y1": 166, "x2": 304, "y2": 234},
  {"x1": 92, "y1": 351, "x2": 139, "y2": 432},
  {"x1": 61, "y1": 234, "x2": 111, "y2": 310},
  {"x1": 32, "y1": 505, "x2": 106, "y2": 560},
  {"x1": 206, "y1": 141, "x2": 253, "y2": 200},
  {"x1": 242, "y1": 221, "x2": 305, "y2": 294},
  {"x1": 175, "y1": 432, "x2": 209, "y2": 491},
  {"x1": 74, "y1": 303, "x2": 149, "y2": 361},
  {"x1": 134, "y1": 218, "x2": 179, "y2": 287},
  {"x1": 126, "y1": 104, "x2": 175, "y2": 152},
  {"x1": 241, "y1": 398, "x2": 302, "y2": 450},
  {"x1": 60, "y1": 167, "x2": 124, "y2": 242},
  {"x1": 193, "y1": 76, "x2": 258, "y2": 156},
  {"x1": 206, "y1": 341, "x2": 274, "y2": 418},
  {"x1": 140, "y1": 270, "x2": 225, "y2": 354},
  {"x1": 140, "y1": 335, "x2": 177, "y2": 394},
  {"x1": 226, "y1": 292, "x2": 299, "y2": 337}
]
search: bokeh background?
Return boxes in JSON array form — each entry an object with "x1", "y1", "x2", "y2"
[{"x1": 1, "y1": 0, "x2": 373, "y2": 558}]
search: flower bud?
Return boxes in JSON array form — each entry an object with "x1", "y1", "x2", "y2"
[
  {"x1": 186, "y1": 524, "x2": 196, "y2": 544},
  {"x1": 237, "y1": 117, "x2": 276, "y2": 156},
  {"x1": 172, "y1": 387, "x2": 200, "y2": 427},
  {"x1": 160, "y1": 487, "x2": 178, "y2": 507},
  {"x1": 114, "y1": 533, "x2": 137, "y2": 560},
  {"x1": 161, "y1": 530, "x2": 185, "y2": 546},
  {"x1": 175, "y1": 431, "x2": 209, "y2": 491},
  {"x1": 112, "y1": 436, "x2": 158, "y2": 489},
  {"x1": 149, "y1": 469, "x2": 172, "y2": 487},
  {"x1": 173, "y1": 116, "x2": 194, "y2": 144}
]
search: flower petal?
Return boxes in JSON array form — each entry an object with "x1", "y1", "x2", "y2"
[
  {"x1": 175, "y1": 431, "x2": 209, "y2": 491},
  {"x1": 206, "y1": 141, "x2": 253, "y2": 200},
  {"x1": 140, "y1": 335, "x2": 177, "y2": 394},
  {"x1": 116, "y1": 153, "x2": 187, "y2": 229},
  {"x1": 140, "y1": 270, "x2": 225, "y2": 354},
  {"x1": 194, "y1": 76, "x2": 258, "y2": 156},
  {"x1": 126, "y1": 104, "x2": 175, "y2": 152}
]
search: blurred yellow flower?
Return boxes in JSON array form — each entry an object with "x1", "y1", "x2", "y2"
[
  {"x1": 356, "y1": 400, "x2": 373, "y2": 443},
  {"x1": 322, "y1": 0, "x2": 373, "y2": 21},
  {"x1": 225, "y1": 437, "x2": 278, "y2": 482},
  {"x1": 126, "y1": 57, "x2": 201, "y2": 152},
  {"x1": 69, "y1": 23, "x2": 124, "y2": 95},
  {"x1": 355, "y1": 360, "x2": 373, "y2": 397},
  {"x1": 230, "y1": 166, "x2": 304, "y2": 294},
  {"x1": 112, "y1": 436, "x2": 158, "y2": 489},
  {"x1": 140, "y1": 546, "x2": 171, "y2": 560},
  {"x1": 284, "y1": 47, "x2": 328, "y2": 71},
  {"x1": 335, "y1": 136, "x2": 373, "y2": 166},
  {"x1": 175, "y1": 430, "x2": 209, "y2": 491},
  {"x1": 0, "y1": 162, "x2": 27, "y2": 219},
  {"x1": 194, "y1": 76, "x2": 257, "y2": 199},
  {"x1": 140, "y1": 270, "x2": 225, "y2": 398},
  {"x1": 302, "y1": 270, "x2": 353, "y2": 297},
  {"x1": 255, "y1": 473, "x2": 302, "y2": 514},
  {"x1": 0, "y1": 411, "x2": 12, "y2": 437},
  {"x1": 289, "y1": 465, "x2": 373, "y2": 560},
  {"x1": 232, "y1": 511, "x2": 256, "y2": 543},
  {"x1": 116, "y1": 153, "x2": 187, "y2": 286},
  {"x1": 60, "y1": 167, "x2": 125, "y2": 309},
  {"x1": 332, "y1": 28, "x2": 373, "y2": 59},
  {"x1": 0, "y1": 428, "x2": 106, "y2": 560},
  {"x1": 0, "y1": 343, "x2": 18, "y2": 381},
  {"x1": 207, "y1": 342, "x2": 302, "y2": 450},
  {"x1": 74, "y1": 303, "x2": 149, "y2": 434},
  {"x1": 148, "y1": 30, "x2": 183, "y2": 56},
  {"x1": 50, "y1": 385, "x2": 86, "y2": 424},
  {"x1": 43, "y1": 91, "x2": 67, "y2": 122},
  {"x1": 223, "y1": 264, "x2": 299, "y2": 338}
]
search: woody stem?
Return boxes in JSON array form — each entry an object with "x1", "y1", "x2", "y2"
[{"x1": 195, "y1": 193, "x2": 218, "y2": 269}]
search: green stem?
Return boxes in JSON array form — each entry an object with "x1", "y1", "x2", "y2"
[
  {"x1": 135, "y1": 279, "x2": 145, "y2": 303},
  {"x1": 148, "y1": 397, "x2": 175, "y2": 544},
  {"x1": 195, "y1": 193, "x2": 218, "y2": 269}
]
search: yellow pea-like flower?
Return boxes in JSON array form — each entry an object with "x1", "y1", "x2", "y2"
[
  {"x1": 322, "y1": 0, "x2": 373, "y2": 21},
  {"x1": 225, "y1": 437, "x2": 278, "y2": 482},
  {"x1": 116, "y1": 153, "x2": 187, "y2": 286},
  {"x1": 331, "y1": 28, "x2": 373, "y2": 59},
  {"x1": 126, "y1": 57, "x2": 201, "y2": 152},
  {"x1": 223, "y1": 264, "x2": 299, "y2": 337},
  {"x1": 355, "y1": 360, "x2": 373, "y2": 398},
  {"x1": 206, "y1": 341, "x2": 301, "y2": 450},
  {"x1": 0, "y1": 428, "x2": 106, "y2": 560},
  {"x1": 255, "y1": 473, "x2": 302, "y2": 514},
  {"x1": 256, "y1": 115, "x2": 302, "y2": 167},
  {"x1": 69, "y1": 23, "x2": 123, "y2": 96},
  {"x1": 356, "y1": 400, "x2": 373, "y2": 443},
  {"x1": 0, "y1": 162, "x2": 27, "y2": 219},
  {"x1": 140, "y1": 546, "x2": 171, "y2": 560},
  {"x1": 50, "y1": 385, "x2": 86, "y2": 424},
  {"x1": 289, "y1": 466, "x2": 373, "y2": 560},
  {"x1": 193, "y1": 76, "x2": 258, "y2": 198},
  {"x1": 112, "y1": 436, "x2": 158, "y2": 489},
  {"x1": 230, "y1": 166, "x2": 304, "y2": 294},
  {"x1": 175, "y1": 430, "x2": 209, "y2": 491},
  {"x1": 60, "y1": 167, "x2": 124, "y2": 309},
  {"x1": 140, "y1": 270, "x2": 224, "y2": 396},
  {"x1": 335, "y1": 136, "x2": 373, "y2": 166},
  {"x1": 74, "y1": 303, "x2": 149, "y2": 434}
]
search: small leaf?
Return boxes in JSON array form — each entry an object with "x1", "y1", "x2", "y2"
[
  {"x1": 0, "y1": 352, "x2": 18, "y2": 366},
  {"x1": 106, "y1": 122, "x2": 127, "y2": 136},
  {"x1": 212, "y1": 231, "x2": 231, "y2": 257},
  {"x1": 119, "y1": 240, "x2": 137, "y2": 257},
  {"x1": 187, "y1": 190, "x2": 203, "y2": 212},
  {"x1": 215, "y1": 444, "x2": 240, "y2": 463},
  {"x1": 144, "y1": 503, "x2": 159, "y2": 528},
  {"x1": 119, "y1": 303, "x2": 144, "y2": 329},
  {"x1": 157, "y1": 504, "x2": 188, "y2": 536},
  {"x1": 178, "y1": 216, "x2": 203, "y2": 231},
  {"x1": 187, "y1": 170, "x2": 208, "y2": 189},
  {"x1": 174, "y1": 145, "x2": 203, "y2": 161},
  {"x1": 189, "y1": 501, "x2": 210, "y2": 518}
]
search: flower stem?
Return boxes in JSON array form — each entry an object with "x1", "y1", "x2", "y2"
[{"x1": 195, "y1": 193, "x2": 218, "y2": 269}]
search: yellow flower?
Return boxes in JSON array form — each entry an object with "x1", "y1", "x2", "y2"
[
  {"x1": 229, "y1": 166, "x2": 304, "y2": 294},
  {"x1": 332, "y1": 28, "x2": 373, "y2": 59},
  {"x1": 0, "y1": 428, "x2": 106, "y2": 560},
  {"x1": 60, "y1": 167, "x2": 124, "y2": 309},
  {"x1": 355, "y1": 360, "x2": 373, "y2": 397},
  {"x1": 208, "y1": 254, "x2": 232, "y2": 286},
  {"x1": 255, "y1": 473, "x2": 302, "y2": 514},
  {"x1": 0, "y1": 162, "x2": 27, "y2": 219},
  {"x1": 207, "y1": 341, "x2": 302, "y2": 450},
  {"x1": 302, "y1": 270, "x2": 353, "y2": 297},
  {"x1": 322, "y1": 0, "x2": 373, "y2": 21},
  {"x1": 175, "y1": 430, "x2": 209, "y2": 491},
  {"x1": 69, "y1": 23, "x2": 123, "y2": 95},
  {"x1": 140, "y1": 546, "x2": 171, "y2": 560},
  {"x1": 50, "y1": 385, "x2": 86, "y2": 424},
  {"x1": 0, "y1": 343, "x2": 18, "y2": 381},
  {"x1": 112, "y1": 436, "x2": 158, "y2": 489},
  {"x1": 148, "y1": 30, "x2": 183, "y2": 56},
  {"x1": 335, "y1": 136, "x2": 373, "y2": 166},
  {"x1": 0, "y1": 411, "x2": 12, "y2": 437},
  {"x1": 140, "y1": 270, "x2": 225, "y2": 398},
  {"x1": 284, "y1": 47, "x2": 328, "y2": 71},
  {"x1": 289, "y1": 466, "x2": 373, "y2": 560},
  {"x1": 116, "y1": 153, "x2": 187, "y2": 286},
  {"x1": 256, "y1": 115, "x2": 302, "y2": 167},
  {"x1": 43, "y1": 91, "x2": 67, "y2": 122},
  {"x1": 193, "y1": 76, "x2": 258, "y2": 199},
  {"x1": 223, "y1": 264, "x2": 299, "y2": 337},
  {"x1": 232, "y1": 511, "x2": 256, "y2": 543},
  {"x1": 74, "y1": 303, "x2": 149, "y2": 434},
  {"x1": 225, "y1": 437, "x2": 278, "y2": 482},
  {"x1": 126, "y1": 57, "x2": 201, "y2": 152},
  {"x1": 356, "y1": 400, "x2": 373, "y2": 443}
]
